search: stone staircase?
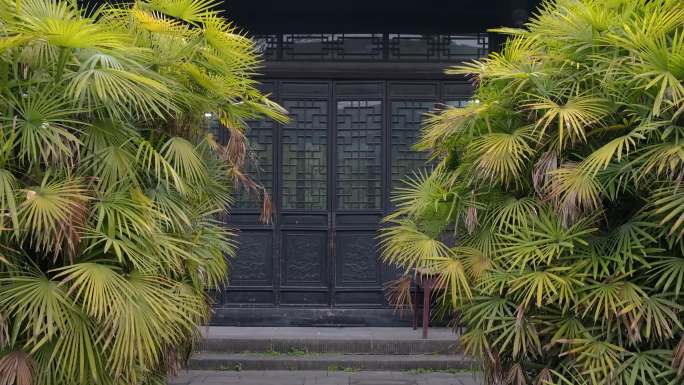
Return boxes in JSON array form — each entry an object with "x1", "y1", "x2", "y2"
[{"x1": 188, "y1": 327, "x2": 475, "y2": 372}]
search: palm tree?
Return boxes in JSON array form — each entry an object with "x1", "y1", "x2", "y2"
[
  {"x1": 0, "y1": 0, "x2": 286, "y2": 384},
  {"x1": 380, "y1": 1, "x2": 684, "y2": 384}
]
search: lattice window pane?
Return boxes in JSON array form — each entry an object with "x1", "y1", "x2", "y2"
[
  {"x1": 390, "y1": 101, "x2": 434, "y2": 190},
  {"x1": 282, "y1": 100, "x2": 328, "y2": 209},
  {"x1": 336, "y1": 100, "x2": 383, "y2": 210},
  {"x1": 233, "y1": 119, "x2": 274, "y2": 209}
]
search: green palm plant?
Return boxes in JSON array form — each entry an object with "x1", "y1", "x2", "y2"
[
  {"x1": 380, "y1": 1, "x2": 684, "y2": 384},
  {"x1": 0, "y1": 0, "x2": 286, "y2": 384}
]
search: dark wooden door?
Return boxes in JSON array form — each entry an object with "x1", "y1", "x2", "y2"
[{"x1": 220, "y1": 80, "x2": 470, "y2": 319}]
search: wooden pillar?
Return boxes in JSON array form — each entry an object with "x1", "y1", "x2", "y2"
[{"x1": 422, "y1": 279, "x2": 432, "y2": 339}]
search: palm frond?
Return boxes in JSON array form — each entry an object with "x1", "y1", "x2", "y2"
[
  {"x1": 525, "y1": 94, "x2": 611, "y2": 149},
  {"x1": 160, "y1": 137, "x2": 208, "y2": 185},
  {"x1": 649, "y1": 185, "x2": 684, "y2": 242},
  {"x1": 619, "y1": 350, "x2": 673, "y2": 385},
  {"x1": 548, "y1": 164, "x2": 605, "y2": 226},
  {"x1": 649, "y1": 257, "x2": 684, "y2": 298},
  {"x1": 0, "y1": 270, "x2": 75, "y2": 348},
  {"x1": 2, "y1": 91, "x2": 82, "y2": 166},
  {"x1": 468, "y1": 126, "x2": 536, "y2": 186},
  {"x1": 0, "y1": 169, "x2": 19, "y2": 235},
  {"x1": 510, "y1": 268, "x2": 581, "y2": 308},
  {"x1": 18, "y1": 176, "x2": 89, "y2": 255},
  {"x1": 135, "y1": 139, "x2": 185, "y2": 193},
  {"x1": 564, "y1": 339, "x2": 624, "y2": 385},
  {"x1": 67, "y1": 51, "x2": 175, "y2": 119},
  {"x1": 147, "y1": 0, "x2": 220, "y2": 23},
  {"x1": 53, "y1": 262, "x2": 132, "y2": 320},
  {"x1": 378, "y1": 219, "x2": 452, "y2": 271},
  {"x1": 17, "y1": 0, "x2": 127, "y2": 50}
]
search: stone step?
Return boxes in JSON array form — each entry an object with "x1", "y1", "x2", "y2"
[
  {"x1": 198, "y1": 327, "x2": 461, "y2": 355},
  {"x1": 188, "y1": 353, "x2": 476, "y2": 371}
]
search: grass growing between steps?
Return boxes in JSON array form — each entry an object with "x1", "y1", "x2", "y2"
[{"x1": 243, "y1": 347, "x2": 314, "y2": 356}]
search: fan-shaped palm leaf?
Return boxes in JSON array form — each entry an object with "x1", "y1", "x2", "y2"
[
  {"x1": 468, "y1": 126, "x2": 536, "y2": 186},
  {"x1": 416, "y1": 101, "x2": 491, "y2": 152},
  {"x1": 161, "y1": 137, "x2": 208, "y2": 185},
  {"x1": 18, "y1": 176, "x2": 88, "y2": 254},
  {"x1": 579, "y1": 280, "x2": 645, "y2": 322},
  {"x1": 510, "y1": 268, "x2": 582, "y2": 308},
  {"x1": 3, "y1": 91, "x2": 82, "y2": 166},
  {"x1": 649, "y1": 257, "x2": 684, "y2": 298},
  {"x1": 147, "y1": 0, "x2": 219, "y2": 23},
  {"x1": 53, "y1": 262, "x2": 132, "y2": 320},
  {"x1": 525, "y1": 94, "x2": 610, "y2": 149},
  {"x1": 0, "y1": 271, "x2": 74, "y2": 348},
  {"x1": 17, "y1": 0, "x2": 127, "y2": 50},
  {"x1": 548, "y1": 165, "x2": 605, "y2": 225},
  {"x1": 101, "y1": 273, "x2": 203, "y2": 381},
  {"x1": 649, "y1": 185, "x2": 684, "y2": 241},
  {"x1": 135, "y1": 139, "x2": 184, "y2": 192},
  {"x1": 626, "y1": 294, "x2": 682, "y2": 341},
  {"x1": 67, "y1": 53, "x2": 174, "y2": 119},
  {"x1": 564, "y1": 339, "x2": 623, "y2": 385},
  {"x1": 578, "y1": 122, "x2": 658, "y2": 176},
  {"x1": 0, "y1": 169, "x2": 19, "y2": 235},
  {"x1": 379, "y1": 219, "x2": 452, "y2": 271},
  {"x1": 619, "y1": 350, "x2": 672, "y2": 385},
  {"x1": 490, "y1": 308, "x2": 542, "y2": 359}
]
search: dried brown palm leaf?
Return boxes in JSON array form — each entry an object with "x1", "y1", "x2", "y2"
[
  {"x1": 673, "y1": 335, "x2": 684, "y2": 377},
  {"x1": 229, "y1": 168, "x2": 272, "y2": 223},
  {"x1": 532, "y1": 150, "x2": 557, "y2": 199},
  {"x1": 259, "y1": 189, "x2": 273, "y2": 224},
  {"x1": 53, "y1": 197, "x2": 87, "y2": 262},
  {"x1": 548, "y1": 164, "x2": 603, "y2": 227},
  {"x1": 465, "y1": 204, "x2": 479, "y2": 234},
  {"x1": 160, "y1": 346, "x2": 184, "y2": 377},
  {"x1": 225, "y1": 126, "x2": 247, "y2": 168},
  {"x1": 506, "y1": 363, "x2": 527, "y2": 385},
  {"x1": 0, "y1": 313, "x2": 7, "y2": 349},
  {"x1": 535, "y1": 368, "x2": 552, "y2": 385},
  {"x1": 383, "y1": 276, "x2": 413, "y2": 316},
  {"x1": 0, "y1": 351, "x2": 34, "y2": 385}
]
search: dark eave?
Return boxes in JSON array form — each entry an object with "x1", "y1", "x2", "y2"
[{"x1": 224, "y1": 0, "x2": 541, "y2": 35}]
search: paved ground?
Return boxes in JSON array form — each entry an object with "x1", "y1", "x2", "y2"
[
  {"x1": 201, "y1": 327, "x2": 456, "y2": 341},
  {"x1": 170, "y1": 370, "x2": 481, "y2": 385}
]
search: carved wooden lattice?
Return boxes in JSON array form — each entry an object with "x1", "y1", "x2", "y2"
[
  {"x1": 282, "y1": 100, "x2": 328, "y2": 209},
  {"x1": 390, "y1": 101, "x2": 434, "y2": 189},
  {"x1": 234, "y1": 119, "x2": 274, "y2": 208}
]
